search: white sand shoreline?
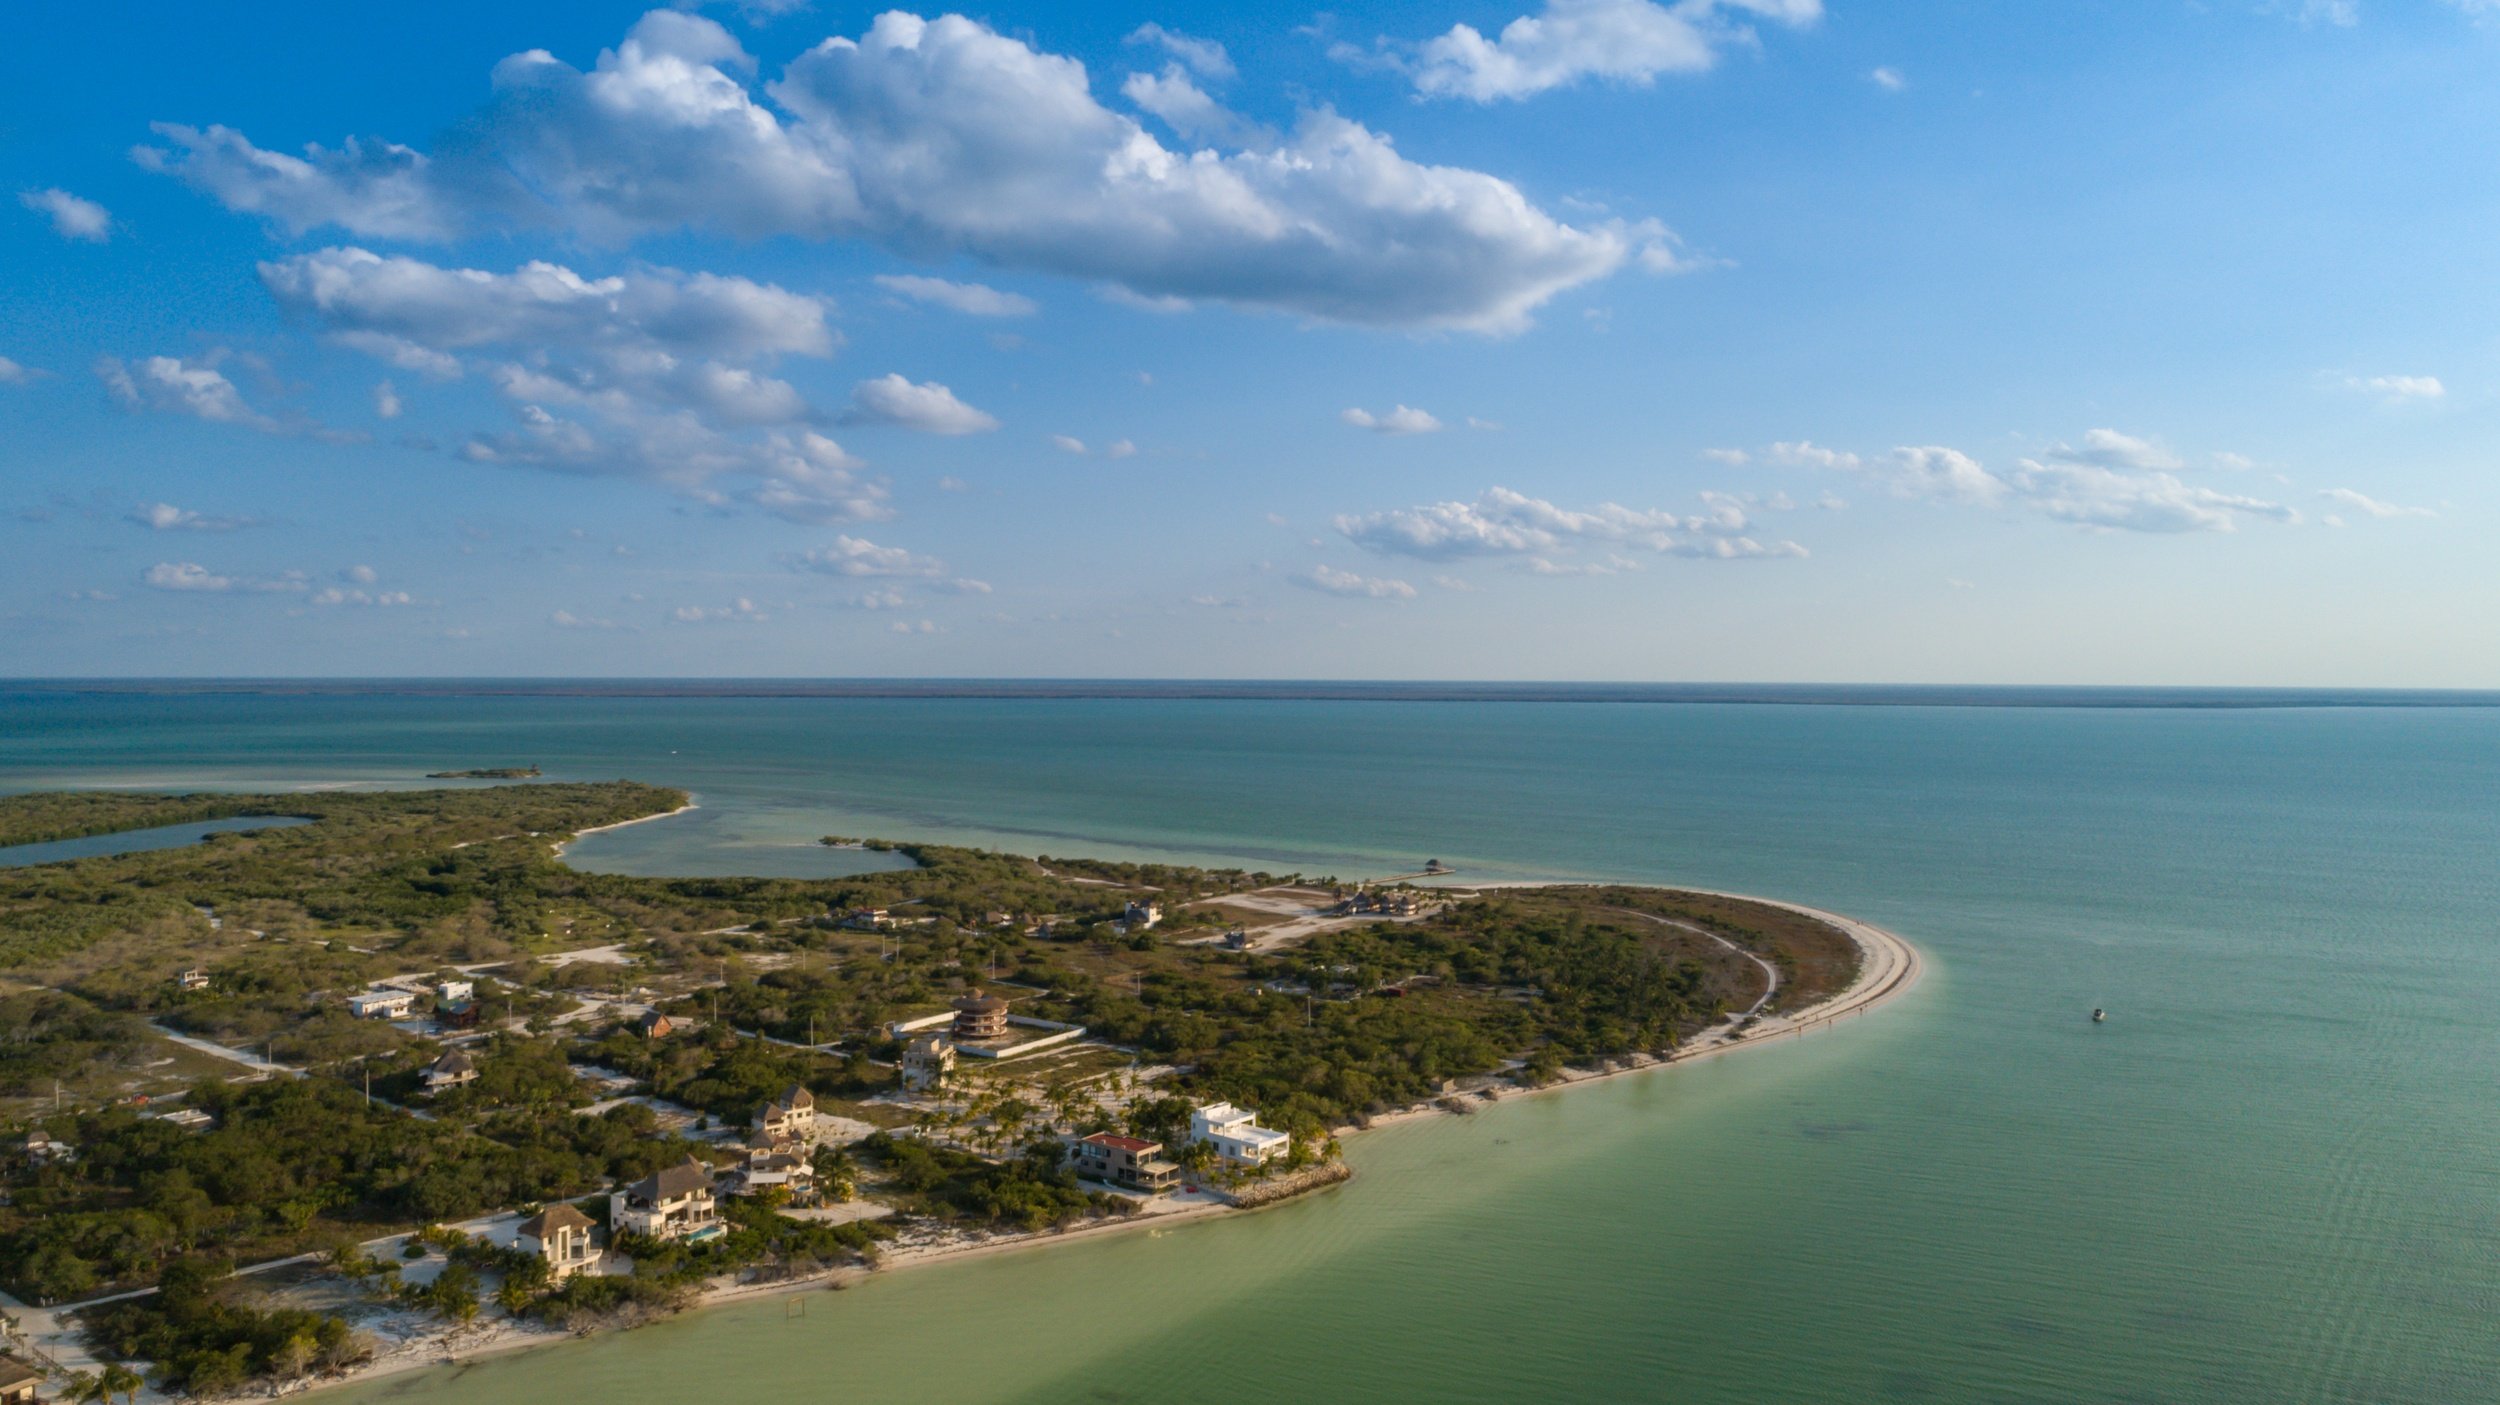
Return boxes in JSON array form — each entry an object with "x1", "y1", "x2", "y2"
[{"x1": 552, "y1": 802, "x2": 698, "y2": 858}]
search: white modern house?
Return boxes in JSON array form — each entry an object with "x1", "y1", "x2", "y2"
[
  {"x1": 1189, "y1": 1102, "x2": 1291, "y2": 1168},
  {"x1": 439, "y1": 978, "x2": 475, "y2": 1002},
  {"x1": 610, "y1": 1158, "x2": 721, "y2": 1242},
  {"x1": 348, "y1": 989, "x2": 417, "y2": 1019}
]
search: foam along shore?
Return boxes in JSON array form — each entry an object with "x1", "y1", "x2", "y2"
[{"x1": 195, "y1": 885, "x2": 1921, "y2": 1402}]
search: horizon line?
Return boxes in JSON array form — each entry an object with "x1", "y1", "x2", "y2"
[{"x1": 4, "y1": 678, "x2": 2498, "y2": 709}]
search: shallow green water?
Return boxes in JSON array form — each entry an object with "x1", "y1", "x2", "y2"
[{"x1": 5, "y1": 690, "x2": 2496, "y2": 1402}]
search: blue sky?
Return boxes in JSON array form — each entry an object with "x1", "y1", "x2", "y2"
[{"x1": 3, "y1": 0, "x2": 2494, "y2": 683}]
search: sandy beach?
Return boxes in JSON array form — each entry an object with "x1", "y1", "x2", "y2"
[{"x1": 550, "y1": 802, "x2": 698, "y2": 860}]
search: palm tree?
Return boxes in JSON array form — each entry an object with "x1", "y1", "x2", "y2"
[
  {"x1": 99, "y1": 1361, "x2": 144, "y2": 1405},
  {"x1": 58, "y1": 1370, "x2": 102, "y2": 1405}
]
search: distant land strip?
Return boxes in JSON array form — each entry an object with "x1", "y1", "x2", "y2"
[{"x1": 5, "y1": 679, "x2": 2498, "y2": 708}]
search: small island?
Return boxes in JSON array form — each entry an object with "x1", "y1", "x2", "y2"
[
  {"x1": 0, "y1": 783, "x2": 1914, "y2": 1401},
  {"x1": 425, "y1": 766, "x2": 543, "y2": 779}
]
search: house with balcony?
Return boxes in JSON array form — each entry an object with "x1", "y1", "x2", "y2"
[
  {"x1": 1189, "y1": 1102, "x2": 1291, "y2": 1169},
  {"x1": 610, "y1": 1157, "x2": 721, "y2": 1242},
  {"x1": 1068, "y1": 1132, "x2": 1180, "y2": 1193},
  {"x1": 515, "y1": 1201, "x2": 600, "y2": 1281},
  {"x1": 734, "y1": 1145, "x2": 817, "y2": 1202},
  {"x1": 754, "y1": 1085, "x2": 815, "y2": 1146},
  {"x1": 422, "y1": 1050, "x2": 478, "y2": 1094},
  {"x1": 901, "y1": 1035, "x2": 956, "y2": 1092},
  {"x1": 952, "y1": 990, "x2": 1010, "y2": 1042}
]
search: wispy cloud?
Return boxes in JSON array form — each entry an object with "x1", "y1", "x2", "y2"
[
  {"x1": 20, "y1": 187, "x2": 110, "y2": 242},
  {"x1": 142, "y1": 561, "x2": 309, "y2": 594},
  {"x1": 129, "y1": 502, "x2": 260, "y2": 532},
  {"x1": 874, "y1": 274, "x2": 1037, "y2": 317},
  {"x1": 1765, "y1": 429, "x2": 2300, "y2": 533},
  {"x1": 1296, "y1": 565, "x2": 1418, "y2": 599},
  {"x1": 2333, "y1": 372, "x2": 2445, "y2": 403},
  {"x1": 1384, "y1": 0, "x2": 1824, "y2": 103},
  {"x1": 2318, "y1": 487, "x2": 2434, "y2": 519},
  {"x1": 1341, "y1": 404, "x2": 1443, "y2": 435},
  {"x1": 1336, "y1": 485, "x2": 1805, "y2": 561}
]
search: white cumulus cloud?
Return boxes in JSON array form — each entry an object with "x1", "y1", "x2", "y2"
[
  {"x1": 844, "y1": 374, "x2": 998, "y2": 434},
  {"x1": 137, "y1": 10, "x2": 1646, "y2": 332},
  {"x1": 97, "y1": 355, "x2": 285, "y2": 434},
  {"x1": 790, "y1": 534, "x2": 949, "y2": 578}
]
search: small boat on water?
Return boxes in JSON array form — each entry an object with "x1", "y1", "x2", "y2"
[{"x1": 2092, "y1": 1007, "x2": 2107, "y2": 1023}]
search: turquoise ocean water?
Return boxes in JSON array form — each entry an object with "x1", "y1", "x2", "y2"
[{"x1": 3, "y1": 686, "x2": 2496, "y2": 1403}]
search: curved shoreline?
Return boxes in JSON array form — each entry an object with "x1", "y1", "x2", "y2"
[
  {"x1": 226, "y1": 883, "x2": 1923, "y2": 1402},
  {"x1": 1352, "y1": 884, "x2": 1923, "y2": 1123},
  {"x1": 551, "y1": 802, "x2": 698, "y2": 860}
]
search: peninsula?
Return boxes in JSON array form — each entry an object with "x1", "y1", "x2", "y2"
[{"x1": 0, "y1": 783, "x2": 1916, "y2": 1401}]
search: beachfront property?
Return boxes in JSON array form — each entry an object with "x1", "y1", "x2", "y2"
[
  {"x1": 347, "y1": 988, "x2": 417, "y2": 1020},
  {"x1": 734, "y1": 1144, "x2": 815, "y2": 1201},
  {"x1": 176, "y1": 966, "x2": 210, "y2": 992},
  {"x1": 842, "y1": 906, "x2": 896, "y2": 931},
  {"x1": 1189, "y1": 1102, "x2": 1290, "y2": 1168},
  {"x1": 422, "y1": 1050, "x2": 478, "y2": 1094},
  {"x1": 1068, "y1": 1132, "x2": 1181, "y2": 1193},
  {"x1": 437, "y1": 999, "x2": 480, "y2": 1031},
  {"x1": 151, "y1": 1108, "x2": 214, "y2": 1132},
  {"x1": 1330, "y1": 888, "x2": 1420, "y2": 918},
  {"x1": 439, "y1": 978, "x2": 474, "y2": 1002},
  {"x1": 610, "y1": 1157, "x2": 721, "y2": 1242},
  {"x1": 952, "y1": 989, "x2": 1010, "y2": 1041},
  {"x1": 637, "y1": 1010, "x2": 675, "y2": 1039},
  {"x1": 1122, "y1": 900, "x2": 1162, "y2": 930},
  {"x1": 0, "y1": 1354, "x2": 41, "y2": 1405},
  {"x1": 515, "y1": 1201, "x2": 600, "y2": 1281},
  {"x1": 901, "y1": 1034, "x2": 956, "y2": 1091},
  {"x1": 754, "y1": 1085, "x2": 815, "y2": 1145}
]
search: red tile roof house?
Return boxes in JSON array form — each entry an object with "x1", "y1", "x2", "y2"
[
  {"x1": 1067, "y1": 1132, "x2": 1180, "y2": 1193},
  {"x1": 609, "y1": 1157, "x2": 722, "y2": 1242},
  {"x1": 515, "y1": 1201, "x2": 600, "y2": 1280}
]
